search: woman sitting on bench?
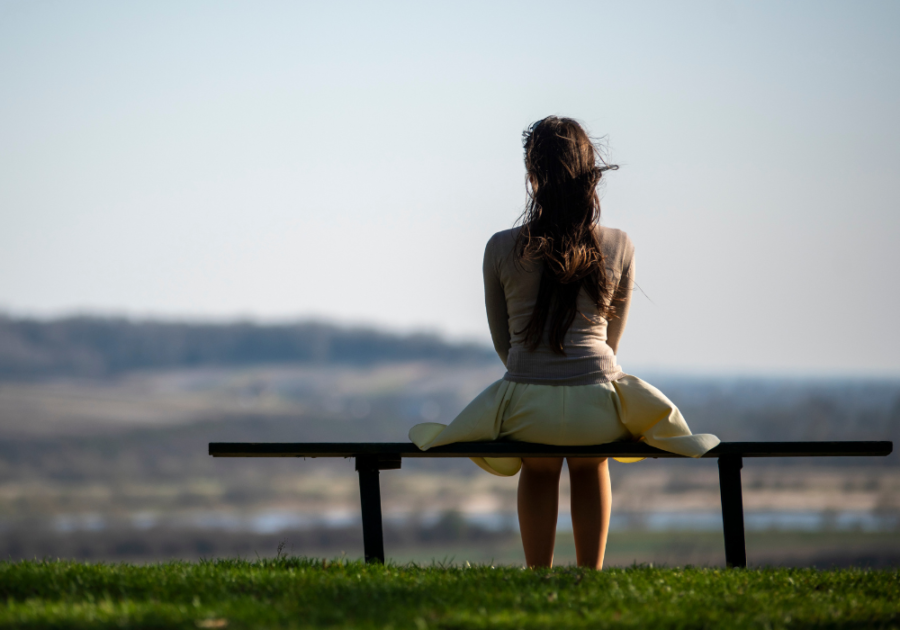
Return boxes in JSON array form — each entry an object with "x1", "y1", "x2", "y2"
[{"x1": 410, "y1": 116, "x2": 719, "y2": 569}]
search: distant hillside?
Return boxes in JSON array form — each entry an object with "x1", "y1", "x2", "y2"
[{"x1": 0, "y1": 315, "x2": 496, "y2": 379}]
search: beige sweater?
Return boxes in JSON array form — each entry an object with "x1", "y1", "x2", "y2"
[{"x1": 483, "y1": 225, "x2": 635, "y2": 386}]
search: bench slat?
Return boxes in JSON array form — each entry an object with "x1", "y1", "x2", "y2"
[{"x1": 208, "y1": 440, "x2": 893, "y2": 458}]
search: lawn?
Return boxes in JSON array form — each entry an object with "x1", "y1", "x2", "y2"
[{"x1": 1, "y1": 558, "x2": 898, "y2": 629}]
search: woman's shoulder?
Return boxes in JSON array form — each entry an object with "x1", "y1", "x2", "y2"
[
  {"x1": 486, "y1": 226, "x2": 521, "y2": 245},
  {"x1": 485, "y1": 224, "x2": 634, "y2": 263},
  {"x1": 597, "y1": 225, "x2": 635, "y2": 270},
  {"x1": 597, "y1": 225, "x2": 632, "y2": 247},
  {"x1": 484, "y1": 226, "x2": 521, "y2": 258}
]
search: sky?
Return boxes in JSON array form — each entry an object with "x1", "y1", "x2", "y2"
[{"x1": 1, "y1": 1, "x2": 898, "y2": 376}]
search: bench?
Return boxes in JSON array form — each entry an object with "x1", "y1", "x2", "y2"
[{"x1": 209, "y1": 440, "x2": 893, "y2": 568}]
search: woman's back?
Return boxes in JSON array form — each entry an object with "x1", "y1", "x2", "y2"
[{"x1": 484, "y1": 224, "x2": 635, "y2": 386}]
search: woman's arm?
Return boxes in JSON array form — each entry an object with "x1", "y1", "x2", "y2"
[
  {"x1": 483, "y1": 236, "x2": 511, "y2": 366},
  {"x1": 605, "y1": 255, "x2": 634, "y2": 356}
]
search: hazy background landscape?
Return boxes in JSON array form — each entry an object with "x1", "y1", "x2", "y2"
[{"x1": 0, "y1": 315, "x2": 897, "y2": 567}]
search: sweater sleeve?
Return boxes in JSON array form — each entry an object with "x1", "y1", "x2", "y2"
[
  {"x1": 605, "y1": 241, "x2": 635, "y2": 356},
  {"x1": 483, "y1": 234, "x2": 511, "y2": 366}
]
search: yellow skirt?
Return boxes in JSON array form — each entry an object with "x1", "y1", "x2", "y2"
[{"x1": 408, "y1": 374, "x2": 720, "y2": 476}]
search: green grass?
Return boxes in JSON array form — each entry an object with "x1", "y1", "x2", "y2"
[
  {"x1": 346, "y1": 530, "x2": 900, "y2": 568},
  {"x1": 1, "y1": 558, "x2": 898, "y2": 629}
]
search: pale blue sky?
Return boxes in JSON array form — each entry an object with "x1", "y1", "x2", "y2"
[{"x1": 1, "y1": 1, "x2": 898, "y2": 375}]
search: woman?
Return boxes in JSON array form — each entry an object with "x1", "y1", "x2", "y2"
[{"x1": 410, "y1": 116, "x2": 719, "y2": 569}]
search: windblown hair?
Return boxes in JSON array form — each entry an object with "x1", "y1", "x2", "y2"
[{"x1": 515, "y1": 116, "x2": 619, "y2": 355}]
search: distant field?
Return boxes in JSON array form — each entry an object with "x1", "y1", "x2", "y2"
[
  {"x1": 1, "y1": 365, "x2": 897, "y2": 536},
  {"x1": 1, "y1": 558, "x2": 898, "y2": 629},
  {"x1": 1, "y1": 364, "x2": 897, "y2": 578}
]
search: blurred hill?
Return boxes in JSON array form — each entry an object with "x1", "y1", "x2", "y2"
[
  {"x1": 0, "y1": 315, "x2": 495, "y2": 379},
  {"x1": 0, "y1": 315, "x2": 898, "y2": 447}
]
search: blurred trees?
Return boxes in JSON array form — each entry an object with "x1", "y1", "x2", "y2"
[{"x1": 0, "y1": 315, "x2": 494, "y2": 379}]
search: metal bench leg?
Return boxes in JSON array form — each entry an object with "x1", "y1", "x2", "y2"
[
  {"x1": 718, "y1": 455, "x2": 747, "y2": 568},
  {"x1": 356, "y1": 456, "x2": 385, "y2": 564}
]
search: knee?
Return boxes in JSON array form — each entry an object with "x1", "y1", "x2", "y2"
[
  {"x1": 567, "y1": 457, "x2": 608, "y2": 475},
  {"x1": 522, "y1": 457, "x2": 564, "y2": 478}
]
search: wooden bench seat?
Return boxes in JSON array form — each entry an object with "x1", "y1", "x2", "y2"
[{"x1": 209, "y1": 440, "x2": 893, "y2": 567}]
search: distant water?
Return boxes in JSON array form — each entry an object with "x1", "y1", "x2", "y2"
[{"x1": 40, "y1": 509, "x2": 900, "y2": 535}]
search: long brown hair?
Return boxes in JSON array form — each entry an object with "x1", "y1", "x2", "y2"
[{"x1": 515, "y1": 116, "x2": 619, "y2": 355}]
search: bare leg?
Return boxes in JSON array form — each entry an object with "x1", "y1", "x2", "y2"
[
  {"x1": 567, "y1": 457, "x2": 611, "y2": 569},
  {"x1": 517, "y1": 457, "x2": 564, "y2": 568}
]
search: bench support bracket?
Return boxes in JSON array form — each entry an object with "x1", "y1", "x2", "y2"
[
  {"x1": 718, "y1": 455, "x2": 747, "y2": 568},
  {"x1": 355, "y1": 455, "x2": 401, "y2": 564}
]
